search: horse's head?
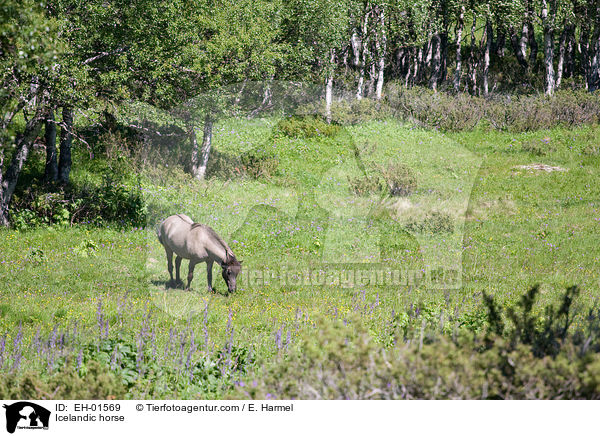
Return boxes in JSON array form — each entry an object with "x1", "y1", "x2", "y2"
[{"x1": 222, "y1": 254, "x2": 242, "y2": 293}]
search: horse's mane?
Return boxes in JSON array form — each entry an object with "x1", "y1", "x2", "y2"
[{"x1": 191, "y1": 223, "x2": 236, "y2": 261}]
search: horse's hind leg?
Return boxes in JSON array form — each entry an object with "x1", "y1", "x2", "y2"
[
  {"x1": 186, "y1": 260, "x2": 198, "y2": 291},
  {"x1": 164, "y1": 247, "x2": 175, "y2": 288},
  {"x1": 175, "y1": 256, "x2": 184, "y2": 288}
]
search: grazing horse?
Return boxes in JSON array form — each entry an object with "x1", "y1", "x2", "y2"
[{"x1": 157, "y1": 214, "x2": 242, "y2": 293}]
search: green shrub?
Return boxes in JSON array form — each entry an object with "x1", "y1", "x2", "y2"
[
  {"x1": 276, "y1": 115, "x2": 340, "y2": 138},
  {"x1": 205, "y1": 148, "x2": 243, "y2": 179},
  {"x1": 348, "y1": 163, "x2": 417, "y2": 197},
  {"x1": 10, "y1": 187, "x2": 77, "y2": 230},
  {"x1": 98, "y1": 130, "x2": 143, "y2": 172},
  {"x1": 234, "y1": 311, "x2": 600, "y2": 399},
  {"x1": 380, "y1": 163, "x2": 417, "y2": 197},
  {"x1": 0, "y1": 361, "x2": 126, "y2": 400},
  {"x1": 386, "y1": 85, "x2": 600, "y2": 132},
  {"x1": 294, "y1": 99, "x2": 392, "y2": 126},
  {"x1": 406, "y1": 211, "x2": 454, "y2": 234},
  {"x1": 348, "y1": 174, "x2": 385, "y2": 196},
  {"x1": 386, "y1": 85, "x2": 485, "y2": 131},
  {"x1": 84, "y1": 174, "x2": 147, "y2": 227},
  {"x1": 550, "y1": 90, "x2": 600, "y2": 127},
  {"x1": 328, "y1": 99, "x2": 393, "y2": 125},
  {"x1": 240, "y1": 149, "x2": 279, "y2": 179},
  {"x1": 9, "y1": 170, "x2": 147, "y2": 229},
  {"x1": 521, "y1": 136, "x2": 556, "y2": 155},
  {"x1": 582, "y1": 144, "x2": 600, "y2": 156},
  {"x1": 235, "y1": 286, "x2": 600, "y2": 399},
  {"x1": 25, "y1": 247, "x2": 47, "y2": 264}
]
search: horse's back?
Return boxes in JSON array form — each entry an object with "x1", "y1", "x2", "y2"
[
  {"x1": 159, "y1": 215, "x2": 228, "y2": 262},
  {"x1": 159, "y1": 214, "x2": 195, "y2": 258}
]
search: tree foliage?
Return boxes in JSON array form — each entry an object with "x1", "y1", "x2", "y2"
[{"x1": 2, "y1": 0, "x2": 600, "y2": 225}]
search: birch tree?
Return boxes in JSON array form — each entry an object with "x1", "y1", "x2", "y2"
[
  {"x1": 541, "y1": 0, "x2": 557, "y2": 95},
  {"x1": 0, "y1": 0, "x2": 59, "y2": 226},
  {"x1": 283, "y1": 0, "x2": 349, "y2": 120}
]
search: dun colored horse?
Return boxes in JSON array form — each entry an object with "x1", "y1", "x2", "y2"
[{"x1": 157, "y1": 214, "x2": 242, "y2": 293}]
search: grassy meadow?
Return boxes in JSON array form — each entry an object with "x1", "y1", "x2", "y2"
[{"x1": 1, "y1": 116, "x2": 599, "y2": 398}]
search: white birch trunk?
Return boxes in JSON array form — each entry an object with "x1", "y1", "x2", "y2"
[
  {"x1": 191, "y1": 115, "x2": 213, "y2": 180},
  {"x1": 542, "y1": 0, "x2": 556, "y2": 96},
  {"x1": 483, "y1": 21, "x2": 492, "y2": 96},
  {"x1": 351, "y1": 31, "x2": 361, "y2": 67},
  {"x1": 556, "y1": 24, "x2": 568, "y2": 89},
  {"x1": 469, "y1": 15, "x2": 478, "y2": 95},
  {"x1": 454, "y1": 5, "x2": 465, "y2": 92},
  {"x1": 356, "y1": 9, "x2": 370, "y2": 100},
  {"x1": 1, "y1": 111, "x2": 44, "y2": 226},
  {"x1": 325, "y1": 49, "x2": 335, "y2": 124},
  {"x1": 375, "y1": 6, "x2": 386, "y2": 100}
]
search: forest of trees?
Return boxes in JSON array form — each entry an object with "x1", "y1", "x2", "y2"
[{"x1": 1, "y1": 0, "x2": 600, "y2": 226}]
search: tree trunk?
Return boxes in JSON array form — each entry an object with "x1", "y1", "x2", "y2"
[
  {"x1": 44, "y1": 108, "x2": 58, "y2": 182},
  {"x1": 469, "y1": 14, "x2": 478, "y2": 95},
  {"x1": 528, "y1": 22, "x2": 538, "y2": 71},
  {"x1": 351, "y1": 30, "x2": 361, "y2": 67},
  {"x1": 520, "y1": 18, "x2": 530, "y2": 67},
  {"x1": 483, "y1": 20, "x2": 492, "y2": 96},
  {"x1": 565, "y1": 26, "x2": 575, "y2": 79},
  {"x1": 587, "y1": 5, "x2": 600, "y2": 92},
  {"x1": 556, "y1": 24, "x2": 568, "y2": 89},
  {"x1": 454, "y1": 5, "x2": 465, "y2": 92},
  {"x1": 589, "y1": 36, "x2": 600, "y2": 92},
  {"x1": 191, "y1": 114, "x2": 213, "y2": 180},
  {"x1": 581, "y1": 19, "x2": 591, "y2": 91},
  {"x1": 1, "y1": 111, "x2": 44, "y2": 226},
  {"x1": 325, "y1": 49, "x2": 335, "y2": 123},
  {"x1": 368, "y1": 61, "x2": 376, "y2": 97},
  {"x1": 440, "y1": 31, "x2": 449, "y2": 83},
  {"x1": 495, "y1": 26, "x2": 506, "y2": 56},
  {"x1": 189, "y1": 122, "x2": 200, "y2": 176},
  {"x1": 510, "y1": 25, "x2": 529, "y2": 69},
  {"x1": 58, "y1": 106, "x2": 73, "y2": 185},
  {"x1": 429, "y1": 34, "x2": 442, "y2": 91},
  {"x1": 356, "y1": 8, "x2": 370, "y2": 100},
  {"x1": 424, "y1": 38, "x2": 433, "y2": 66},
  {"x1": 375, "y1": 6, "x2": 386, "y2": 100},
  {"x1": 405, "y1": 48, "x2": 413, "y2": 87},
  {"x1": 541, "y1": 0, "x2": 556, "y2": 96},
  {"x1": 356, "y1": 60, "x2": 366, "y2": 100},
  {"x1": 342, "y1": 47, "x2": 349, "y2": 74},
  {"x1": 413, "y1": 46, "x2": 423, "y2": 85},
  {"x1": 392, "y1": 47, "x2": 404, "y2": 79}
]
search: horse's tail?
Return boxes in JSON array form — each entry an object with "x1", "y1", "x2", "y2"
[{"x1": 156, "y1": 223, "x2": 163, "y2": 246}]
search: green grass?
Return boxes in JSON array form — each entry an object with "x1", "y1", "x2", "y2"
[{"x1": 1, "y1": 117, "x2": 599, "y2": 398}]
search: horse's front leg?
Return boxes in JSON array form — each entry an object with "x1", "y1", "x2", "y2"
[
  {"x1": 206, "y1": 260, "x2": 215, "y2": 293},
  {"x1": 186, "y1": 260, "x2": 198, "y2": 291},
  {"x1": 175, "y1": 256, "x2": 184, "y2": 288}
]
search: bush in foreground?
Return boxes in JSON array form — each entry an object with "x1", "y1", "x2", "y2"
[{"x1": 236, "y1": 286, "x2": 600, "y2": 399}]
